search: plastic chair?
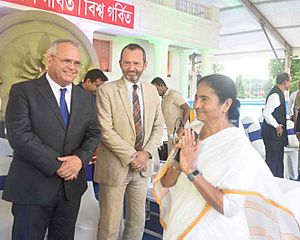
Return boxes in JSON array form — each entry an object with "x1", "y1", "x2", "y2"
[
  {"x1": 241, "y1": 116, "x2": 254, "y2": 136},
  {"x1": 248, "y1": 123, "x2": 266, "y2": 160},
  {"x1": 0, "y1": 138, "x2": 13, "y2": 157},
  {"x1": 286, "y1": 120, "x2": 299, "y2": 148},
  {"x1": 284, "y1": 120, "x2": 299, "y2": 180},
  {"x1": 0, "y1": 156, "x2": 13, "y2": 240},
  {"x1": 258, "y1": 116, "x2": 264, "y2": 128},
  {"x1": 75, "y1": 164, "x2": 100, "y2": 240}
]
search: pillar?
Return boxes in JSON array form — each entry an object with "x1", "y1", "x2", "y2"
[
  {"x1": 151, "y1": 40, "x2": 169, "y2": 79},
  {"x1": 178, "y1": 50, "x2": 192, "y2": 100},
  {"x1": 201, "y1": 48, "x2": 214, "y2": 77}
]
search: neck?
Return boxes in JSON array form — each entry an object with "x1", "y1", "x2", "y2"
[
  {"x1": 162, "y1": 87, "x2": 168, "y2": 96},
  {"x1": 200, "y1": 119, "x2": 232, "y2": 139},
  {"x1": 276, "y1": 84, "x2": 285, "y2": 92}
]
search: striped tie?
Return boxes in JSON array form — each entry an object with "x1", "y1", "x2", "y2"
[{"x1": 132, "y1": 84, "x2": 143, "y2": 151}]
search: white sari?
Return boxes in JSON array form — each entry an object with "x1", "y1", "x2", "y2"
[{"x1": 153, "y1": 127, "x2": 299, "y2": 239}]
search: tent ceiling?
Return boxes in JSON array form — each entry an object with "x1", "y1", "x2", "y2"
[
  {"x1": 196, "y1": 0, "x2": 300, "y2": 61},
  {"x1": 1, "y1": 0, "x2": 300, "y2": 62}
]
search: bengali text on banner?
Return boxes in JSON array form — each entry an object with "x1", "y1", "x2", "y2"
[{"x1": 0, "y1": 0, "x2": 134, "y2": 29}]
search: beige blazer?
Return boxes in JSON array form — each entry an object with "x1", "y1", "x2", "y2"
[{"x1": 95, "y1": 78, "x2": 164, "y2": 186}]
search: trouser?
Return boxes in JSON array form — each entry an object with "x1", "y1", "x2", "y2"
[
  {"x1": 97, "y1": 168, "x2": 148, "y2": 240},
  {"x1": 11, "y1": 185, "x2": 81, "y2": 240},
  {"x1": 263, "y1": 138, "x2": 284, "y2": 178}
]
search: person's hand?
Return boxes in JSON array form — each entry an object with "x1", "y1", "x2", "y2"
[
  {"x1": 275, "y1": 124, "x2": 284, "y2": 137},
  {"x1": 56, "y1": 155, "x2": 83, "y2": 181},
  {"x1": 179, "y1": 129, "x2": 201, "y2": 175},
  {"x1": 291, "y1": 114, "x2": 295, "y2": 122},
  {"x1": 176, "y1": 127, "x2": 185, "y2": 138},
  {"x1": 130, "y1": 151, "x2": 149, "y2": 172}
]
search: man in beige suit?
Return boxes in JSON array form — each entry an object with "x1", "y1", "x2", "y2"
[{"x1": 95, "y1": 43, "x2": 164, "y2": 240}]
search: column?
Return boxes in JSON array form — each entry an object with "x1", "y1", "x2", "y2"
[
  {"x1": 178, "y1": 50, "x2": 192, "y2": 100},
  {"x1": 201, "y1": 48, "x2": 214, "y2": 77},
  {"x1": 151, "y1": 40, "x2": 169, "y2": 79}
]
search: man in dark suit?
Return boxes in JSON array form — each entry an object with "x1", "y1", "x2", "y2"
[{"x1": 2, "y1": 39, "x2": 100, "y2": 240}]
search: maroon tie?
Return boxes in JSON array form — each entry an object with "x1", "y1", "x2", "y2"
[{"x1": 132, "y1": 84, "x2": 143, "y2": 151}]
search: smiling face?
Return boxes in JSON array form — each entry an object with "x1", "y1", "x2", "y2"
[
  {"x1": 47, "y1": 42, "x2": 81, "y2": 87},
  {"x1": 119, "y1": 48, "x2": 147, "y2": 83},
  {"x1": 193, "y1": 81, "x2": 232, "y2": 124}
]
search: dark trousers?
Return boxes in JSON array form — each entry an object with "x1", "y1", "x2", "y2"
[
  {"x1": 263, "y1": 138, "x2": 284, "y2": 178},
  {"x1": 11, "y1": 185, "x2": 81, "y2": 240}
]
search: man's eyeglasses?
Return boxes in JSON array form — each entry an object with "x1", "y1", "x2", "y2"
[{"x1": 52, "y1": 55, "x2": 82, "y2": 68}]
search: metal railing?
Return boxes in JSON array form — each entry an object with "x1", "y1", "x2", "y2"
[
  {"x1": 146, "y1": 0, "x2": 213, "y2": 20},
  {"x1": 176, "y1": 0, "x2": 210, "y2": 19},
  {"x1": 147, "y1": 0, "x2": 163, "y2": 4}
]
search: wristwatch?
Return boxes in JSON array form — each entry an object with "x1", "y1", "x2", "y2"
[{"x1": 187, "y1": 169, "x2": 202, "y2": 182}]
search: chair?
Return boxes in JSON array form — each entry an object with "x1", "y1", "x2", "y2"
[
  {"x1": 75, "y1": 164, "x2": 100, "y2": 240},
  {"x1": 0, "y1": 138, "x2": 13, "y2": 157},
  {"x1": 0, "y1": 156, "x2": 13, "y2": 240},
  {"x1": 286, "y1": 120, "x2": 299, "y2": 148},
  {"x1": 258, "y1": 116, "x2": 264, "y2": 128},
  {"x1": 248, "y1": 123, "x2": 266, "y2": 160},
  {"x1": 283, "y1": 120, "x2": 299, "y2": 180},
  {"x1": 241, "y1": 116, "x2": 254, "y2": 136}
]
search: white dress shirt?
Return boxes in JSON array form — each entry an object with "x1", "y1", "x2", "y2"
[
  {"x1": 124, "y1": 78, "x2": 144, "y2": 128},
  {"x1": 262, "y1": 93, "x2": 280, "y2": 128},
  {"x1": 46, "y1": 73, "x2": 72, "y2": 113},
  {"x1": 288, "y1": 90, "x2": 298, "y2": 116}
]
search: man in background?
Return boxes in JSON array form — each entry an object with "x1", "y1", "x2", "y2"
[
  {"x1": 3, "y1": 39, "x2": 100, "y2": 239},
  {"x1": 95, "y1": 43, "x2": 163, "y2": 240},
  {"x1": 78, "y1": 68, "x2": 108, "y2": 200},
  {"x1": 288, "y1": 80, "x2": 300, "y2": 121},
  {"x1": 261, "y1": 72, "x2": 291, "y2": 178},
  {"x1": 151, "y1": 77, "x2": 190, "y2": 152},
  {"x1": 78, "y1": 68, "x2": 108, "y2": 96}
]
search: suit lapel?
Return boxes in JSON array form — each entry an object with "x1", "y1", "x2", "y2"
[
  {"x1": 36, "y1": 76, "x2": 65, "y2": 129},
  {"x1": 117, "y1": 79, "x2": 135, "y2": 132},
  {"x1": 141, "y1": 81, "x2": 150, "y2": 141},
  {"x1": 67, "y1": 85, "x2": 80, "y2": 132}
]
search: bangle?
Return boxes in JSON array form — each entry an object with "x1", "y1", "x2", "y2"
[{"x1": 172, "y1": 164, "x2": 181, "y2": 173}]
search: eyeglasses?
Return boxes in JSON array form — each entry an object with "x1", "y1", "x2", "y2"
[{"x1": 52, "y1": 55, "x2": 82, "y2": 68}]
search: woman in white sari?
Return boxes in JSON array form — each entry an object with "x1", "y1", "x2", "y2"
[{"x1": 153, "y1": 74, "x2": 299, "y2": 239}]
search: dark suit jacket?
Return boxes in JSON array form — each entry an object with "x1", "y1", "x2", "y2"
[{"x1": 2, "y1": 75, "x2": 100, "y2": 205}]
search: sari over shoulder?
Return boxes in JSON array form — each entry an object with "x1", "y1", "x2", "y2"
[{"x1": 153, "y1": 127, "x2": 299, "y2": 239}]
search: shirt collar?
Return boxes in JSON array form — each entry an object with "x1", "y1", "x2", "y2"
[
  {"x1": 46, "y1": 73, "x2": 72, "y2": 93},
  {"x1": 163, "y1": 88, "x2": 170, "y2": 98},
  {"x1": 123, "y1": 77, "x2": 142, "y2": 91}
]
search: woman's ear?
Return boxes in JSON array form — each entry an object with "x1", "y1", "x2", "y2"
[{"x1": 223, "y1": 98, "x2": 233, "y2": 113}]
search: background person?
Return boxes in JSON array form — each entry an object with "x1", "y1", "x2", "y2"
[
  {"x1": 261, "y1": 72, "x2": 291, "y2": 178},
  {"x1": 95, "y1": 43, "x2": 164, "y2": 240},
  {"x1": 78, "y1": 68, "x2": 108, "y2": 200},
  {"x1": 288, "y1": 80, "x2": 300, "y2": 121},
  {"x1": 153, "y1": 74, "x2": 299, "y2": 239},
  {"x1": 2, "y1": 39, "x2": 100, "y2": 239},
  {"x1": 78, "y1": 68, "x2": 108, "y2": 96},
  {"x1": 151, "y1": 77, "x2": 190, "y2": 152}
]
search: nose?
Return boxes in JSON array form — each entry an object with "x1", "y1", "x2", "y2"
[
  {"x1": 68, "y1": 61, "x2": 77, "y2": 69},
  {"x1": 193, "y1": 98, "x2": 200, "y2": 109},
  {"x1": 127, "y1": 63, "x2": 135, "y2": 71}
]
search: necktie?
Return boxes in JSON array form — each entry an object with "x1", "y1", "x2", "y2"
[
  {"x1": 60, "y1": 88, "x2": 69, "y2": 128},
  {"x1": 132, "y1": 84, "x2": 143, "y2": 151}
]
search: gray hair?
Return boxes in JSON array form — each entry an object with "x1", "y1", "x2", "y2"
[{"x1": 47, "y1": 39, "x2": 81, "y2": 56}]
